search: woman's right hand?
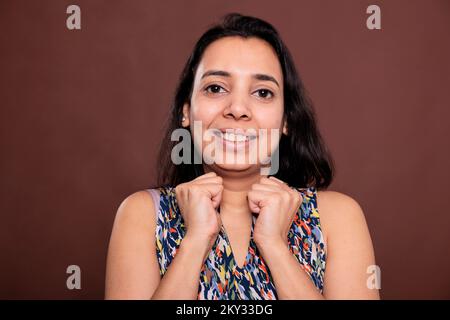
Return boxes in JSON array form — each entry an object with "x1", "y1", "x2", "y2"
[{"x1": 175, "y1": 172, "x2": 223, "y2": 246}]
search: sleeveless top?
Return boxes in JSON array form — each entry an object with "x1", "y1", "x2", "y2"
[{"x1": 147, "y1": 185, "x2": 327, "y2": 300}]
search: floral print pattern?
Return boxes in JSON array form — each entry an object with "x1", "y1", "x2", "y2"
[{"x1": 152, "y1": 185, "x2": 326, "y2": 300}]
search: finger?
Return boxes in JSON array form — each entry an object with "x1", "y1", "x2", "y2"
[
  {"x1": 247, "y1": 190, "x2": 271, "y2": 214},
  {"x1": 193, "y1": 172, "x2": 217, "y2": 181},
  {"x1": 189, "y1": 183, "x2": 222, "y2": 197},
  {"x1": 251, "y1": 183, "x2": 280, "y2": 193},
  {"x1": 248, "y1": 196, "x2": 260, "y2": 214},
  {"x1": 211, "y1": 187, "x2": 223, "y2": 209},
  {"x1": 269, "y1": 176, "x2": 284, "y2": 182},
  {"x1": 266, "y1": 176, "x2": 291, "y2": 191},
  {"x1": 194, "y1": 176, "x2": 223, "y2": 185},
  {"x1": 259, "y1": 176, "x2": 281, "y2": 186},
  {"x1": 197, "y1": 183, "x2": 223, "y2": 209}
]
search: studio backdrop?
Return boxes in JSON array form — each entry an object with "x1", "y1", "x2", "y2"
[{"x1": 1, "y1": 0, "x2": 449, "y2": 299}]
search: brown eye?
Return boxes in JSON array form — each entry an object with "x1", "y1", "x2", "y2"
[
  {"x1": 205, "y1": 84, "x2": 226, "y2": 94},
  {"x1": 255, "y1": 89, "x2": 274, "y2": 99}
]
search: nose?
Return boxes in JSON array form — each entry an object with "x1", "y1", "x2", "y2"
[{"x1": 223, "y1": 93, "x2": 252, "y2": 121}]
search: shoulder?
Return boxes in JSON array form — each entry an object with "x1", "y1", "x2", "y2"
[
  {"x1": 315, "y1": 190, "x2": 379, "y2": 299},
  {"x1": 315, "y1": 190, "x2": 369, "y2": 244},
  {"x1": 105, "y1": 189, "x2": 161, "y2": 299},
  {"x1": 316, "y1": 190, "x2": 364, "y2": 217},
  {"x1": 114, "y1": 189, "x2": 158, "y2": 230}
]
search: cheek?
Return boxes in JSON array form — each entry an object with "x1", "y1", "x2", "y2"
[
  {"x1": 254, "y1": 105, "x2": 284, "y2": 129},
  {"x1": 254, "y1": 106, "x2": 285, "y2": 153},
  {"x1": 190, "y1": 97, "x2": 223, "y2": 124},
  {"x1": 189, "y1": 99, "x2": 223, "y2": 152}
]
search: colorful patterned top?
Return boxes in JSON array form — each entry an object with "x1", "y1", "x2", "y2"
[{"x1": 147, "y1": 185, "x2": 327, "y2": 300}]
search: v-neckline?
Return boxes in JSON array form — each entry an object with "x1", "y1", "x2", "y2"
[{"x1": 218, "y1": 208, "x2": 256, "y2": 272}]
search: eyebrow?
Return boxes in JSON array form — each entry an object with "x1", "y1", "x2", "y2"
[{"x1": 201, "y1": 70, "x2": 280, "y2": 88}]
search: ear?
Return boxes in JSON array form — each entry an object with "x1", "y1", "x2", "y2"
[
  {"x1": 182, "y1": 103, "x2": 190, "y2": 127},
  {"x1": 282, "y1": 120, "x2": 288, "y2": 135}
]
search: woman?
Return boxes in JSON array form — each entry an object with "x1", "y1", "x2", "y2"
[{"x1": 105, "y1": 13, "x2": 380, "y2": 300}]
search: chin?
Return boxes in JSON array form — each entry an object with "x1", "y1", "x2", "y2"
[{"x1": 208, "y1": 161, "x2": 261, "y2": 175}]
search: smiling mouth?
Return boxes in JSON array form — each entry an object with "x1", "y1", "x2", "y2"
[{"x1": 212, "y1": 130, "x2": 258, "y2": 143}]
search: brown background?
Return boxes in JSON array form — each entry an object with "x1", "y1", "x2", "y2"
[{"x1": 1, "y1": 0, "x2": 449, "y2": 299}]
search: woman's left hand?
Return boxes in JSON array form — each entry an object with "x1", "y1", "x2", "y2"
[{"x1": 248, "y1": 176, "x2": 303, "y2": 248}]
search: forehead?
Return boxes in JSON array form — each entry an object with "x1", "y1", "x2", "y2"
[{"x1": 195, "y1": 36, "x2": 283, "y2": 84}]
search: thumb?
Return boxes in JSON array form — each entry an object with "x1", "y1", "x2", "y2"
[
  {"x1": 247, "y1": 190, "x2": 264, "y2": 214},
  {"x1": 210, "y1": 185, "x2": 223, "y2": 209}
]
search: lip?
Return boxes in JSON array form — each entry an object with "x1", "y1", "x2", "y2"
[
  {"x1": 207, "y1": 130, "x2": 257, "y2": 155},
  {"x1": 212, "y1": 128, "x2": 258, "y2": 142},
  {"x1": 214, "y1": 133, "x2": 257, "y2": 145}
]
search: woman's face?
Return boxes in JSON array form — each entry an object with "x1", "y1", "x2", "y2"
[{"x1": 183, "y1": 36, "x2": 286, "y2": 174}]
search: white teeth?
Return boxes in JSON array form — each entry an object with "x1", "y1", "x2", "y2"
[
  {"x1": 222, "y1": 132, "x2": 248, "y2": 142},
  {"x1": 212, "y1": 129, "x2": 257, "y2": 142}
]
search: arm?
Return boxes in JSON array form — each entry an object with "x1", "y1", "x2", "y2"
[
  {"x1": 151, "y1": 234, "x2": 211, "y2": 299},
  {"x1": 256, "y1": 239, "x2": 324, "y2": 299},
  {"x1": 104, "y1": 191, "x2": 161, "y2": 299},
  {"x1": 151, "y1": 173, "x2": 224, "y2": 299},
  {"x1": 257, "y1": 191, "x2": 380, "y2": 300},
  {"x1": 318, "y1": 191, "x2": 380, "y2": 299},
  {"x1": 104, "y1": 190, "x2": 212, "y2": 300}
]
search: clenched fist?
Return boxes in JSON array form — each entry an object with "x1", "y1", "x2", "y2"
[
  {"x1": 247, "y1": 176, "x2": 303, "y2": 247},
  {"x1": 175, "y1": 172, "x2": 224, "y2": 250}
]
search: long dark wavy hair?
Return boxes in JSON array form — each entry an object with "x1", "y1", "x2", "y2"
[{"x1": 156, "y1": 13, "x2": 334, "y2": 190}]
